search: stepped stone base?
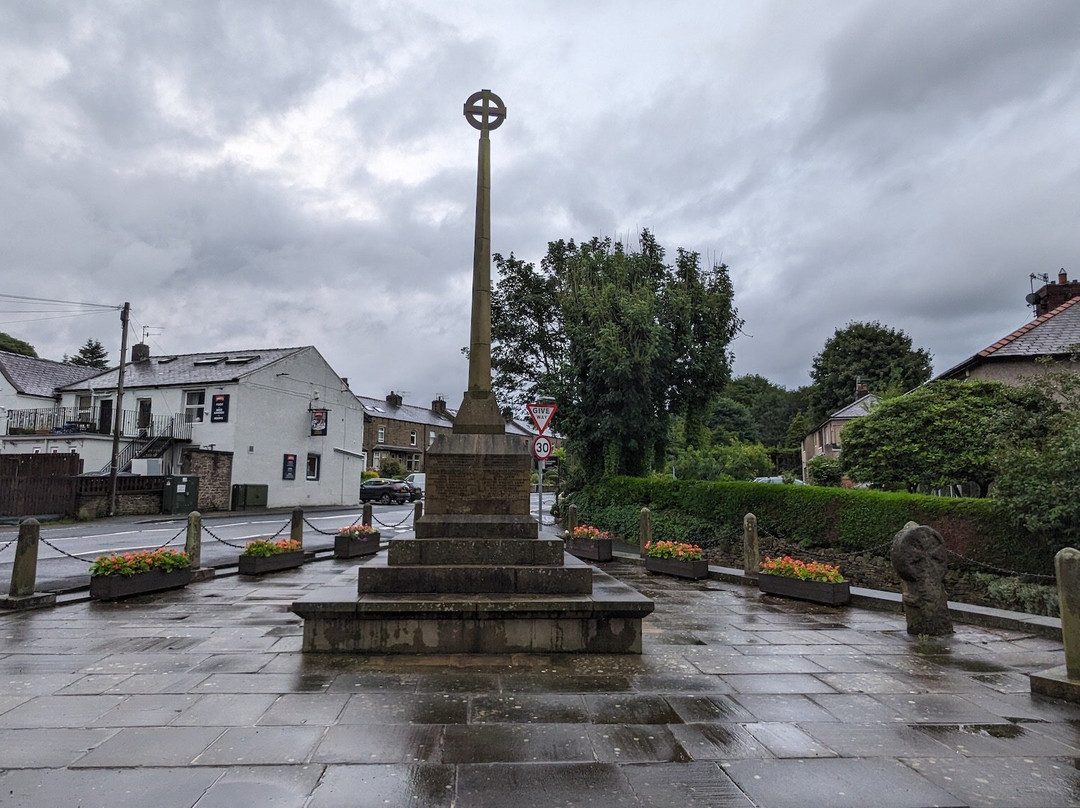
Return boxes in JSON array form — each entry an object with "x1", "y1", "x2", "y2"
[
  {"x1": 1030, "y1": 665, "x2": 1080, "y2": 703},
  {"x1": 358, "y1": 551, "x2": 593, "y2": 594},
  {"x1": 291, "y1": 562, "x2": 653, "y2": 654}
]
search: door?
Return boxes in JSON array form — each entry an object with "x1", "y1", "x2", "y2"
[
  {"x1": 137, "y1": 398, "x2": 152, "y2": 434},
  {"x1": 97, "y1": 399, "x2": 113, "y2": 435}
]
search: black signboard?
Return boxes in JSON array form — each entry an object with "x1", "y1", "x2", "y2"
[
  {"x1": 310, "y1": 408, "x2": 328, "y2": 436},
  {"x1": 282, "y1": 453, "x2": 297, "y2": 480},
  {"x1": 210, "y1": 394, "x2": 230, "y2": 423}
]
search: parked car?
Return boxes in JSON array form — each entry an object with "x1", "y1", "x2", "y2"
[
  {"x1": 402, "y1": 473, "x2": 425, "y2": 501},
  {"x1": 359, "y1": 478, "x2": 410, "y2": 504},
  {"x1": 751, "y1": 476, "x2": 807, "y2": 485}
]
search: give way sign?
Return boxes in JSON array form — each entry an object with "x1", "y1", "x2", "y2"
[{"x1": 526, "y1": 402, "x2": 557, "y2": 434}]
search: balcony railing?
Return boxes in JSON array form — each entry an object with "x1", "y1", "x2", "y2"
[{"x1": 5, "y1": 406, "x2": 191, "y2": 442}]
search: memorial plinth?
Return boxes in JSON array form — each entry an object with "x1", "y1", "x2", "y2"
[{"x1": 290, "y1": 89, "x2": 653, "y2": 653}]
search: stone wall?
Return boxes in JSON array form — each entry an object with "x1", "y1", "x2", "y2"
[
  {"x1": 76, "y1": 493, "x2": 163, "y2": 517},
  {"x1": 181, "y1": 449, "x2": 234, "y2": 512}
]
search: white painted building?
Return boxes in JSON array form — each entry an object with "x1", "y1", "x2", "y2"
[{"x1": 3, "y1": 344, "x2": 367, "y2": 508}]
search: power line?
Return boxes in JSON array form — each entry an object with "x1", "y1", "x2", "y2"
[{"x1": 0, "y1": 293, "x2": 120, "y2": 310}]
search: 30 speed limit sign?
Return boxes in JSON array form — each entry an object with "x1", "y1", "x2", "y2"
[{"x1": 532, "y1": 435, "x2": 553, "y2": 461}]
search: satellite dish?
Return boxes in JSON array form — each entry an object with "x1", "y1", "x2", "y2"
[{"x1": 1026, "y1": 292, "x2": 1041, "y2": 305}]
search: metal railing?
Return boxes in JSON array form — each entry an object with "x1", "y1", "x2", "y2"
[{"x1": 5, "y1": 406, "x2": 191, "y2": 442}]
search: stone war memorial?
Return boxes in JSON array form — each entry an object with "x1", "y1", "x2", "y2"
[{"x1": 291, "y1": 91, "x2": 654, "y2": 653}]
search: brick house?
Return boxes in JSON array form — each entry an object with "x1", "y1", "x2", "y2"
[
  {"x1": 937, "y1": 271, "x2": 1080, "y2": 384},
  {"x1": 800, "y1": 393, "x2": 879, "y2": 481},
  {"x1": 358, "y1": 392, "x2": 455, "y2": 473}
]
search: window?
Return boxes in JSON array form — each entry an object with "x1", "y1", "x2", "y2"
[
  {"x1": 306, "y1": 453, "x2": 321, "y2": 480},
  {"x1": 377, "y1": 426, "x2": 386, "y2": 443},
  {"x1": 76, "y1": 395, "x2": 92, "y2": 422},
  {"x1": 428, "y1": 430, "x2": 435, "y2": 446},
  {"x1": 406, "y1": 454, "x2": 421, "y2": 471},
  {"x1": 184, "y1": 390, "x2": 206, "y2": 423},
  {"x1": 409, "y1": 430, "x2": 417, "y2": 446}
]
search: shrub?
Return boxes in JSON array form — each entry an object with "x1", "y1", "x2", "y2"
[
  {"x1": 806, "y1": 456, "x2": 843, "y2": 487},
  {"x1": 90, "y1": 548, "x2": 191, "y2": 577},
  {"x1": 569, "y1": 476, "x2": 1050, "y2": 575},
  {"x1": 241, "y1": 538, "x2": 301, "y2": 557},
  {"x1": 644, "y1": 540, "x2": 704, "y2": 561}
]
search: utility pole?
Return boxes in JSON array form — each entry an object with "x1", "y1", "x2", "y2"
[{"x1": 108, "y1": 302, "x2": 130, "y2": 516}]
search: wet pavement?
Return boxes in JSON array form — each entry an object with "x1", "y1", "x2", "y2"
[{"x1": 1, "y1": 556, "x2": 1078, "y2": 807}]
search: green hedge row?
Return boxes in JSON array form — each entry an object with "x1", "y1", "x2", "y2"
[{"x1": 569, "y1": 477, "x2": 1055, "y2": 576}]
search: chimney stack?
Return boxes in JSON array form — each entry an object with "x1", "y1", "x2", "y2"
[
  {"x1": 855, "y1": 379, "x2": 870, "y2": 400},
  {"x1": 1032, "y1": 269, "x2": 1080, "y2": 316},
  {"x1": 131, "y1": 343, "x2": 150, "y2": 363},
  {"x1": 386, "y1": 391, "x2": 403, "y2": 408},
  {"x1": 431, "y1": 397, "x2": 447, "y2": 416}
]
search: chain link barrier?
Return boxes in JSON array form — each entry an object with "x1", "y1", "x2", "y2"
[
  {"x1": 0, "y1": 537, "x2": 16, "y2": 556},
  {"x1": 304, "y1": 516, "x2": 364, "y2": 536},
  {"x1": 201, "y1": 524, "x2": 253, "y2": 550},
  {"x1": 159, "y1": 527, "x2": 187, "y2": 549},
  {"x1": 39, "y1": 536, "x2": 102, "y2": 564},
  {"x1": 371, "y1": 510, "x2": 415, "y2": 530}
]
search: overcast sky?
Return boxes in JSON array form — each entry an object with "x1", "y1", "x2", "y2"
[{"x1": 3, "y1": 1, "x2": 1079, "y2": 411}]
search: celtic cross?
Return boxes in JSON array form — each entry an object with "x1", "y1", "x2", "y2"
[{"x1": 463, "y1": 90, "x2": 506, "y2": 135}]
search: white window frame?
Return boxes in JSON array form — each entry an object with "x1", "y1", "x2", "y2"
[
  {"x1": 184, "y1": 389, "x2": 206, "y2": 423},
  {"x1": 409, "y1": 430, "x2": 417, "y2": 446},
  {"x1": 377, "y1": 426, "x2": 386, "y2": 442}
]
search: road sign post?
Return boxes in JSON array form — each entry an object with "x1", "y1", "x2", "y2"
[{"x1": 532, "y1": 435, "x2": 553, "y2": 537}]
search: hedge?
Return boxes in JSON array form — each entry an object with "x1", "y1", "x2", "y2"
[{"x1": 569, "y1": 477, "x2": 1057, "y2": 576}]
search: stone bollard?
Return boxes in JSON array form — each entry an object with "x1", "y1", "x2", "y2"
[
  {"x1": 184, "y1": 511, "x2": 216, "y2": 582},
  {"x1": 639, "y1": 507, "x2": 652, "y2": 556},
  {"x1": 891, "y1": 521, "x2": 953, "y2": 636},
  {"x1": 565, "y1": 504, "x2": 578, "y2": 534},
  {"x1": 185, "y1": 511, "x2": 202, "y2": 569},
  {"x1": 291, "y1": 508, "x2": 304, "y2": 545},
  {"x1": 0, "y1": 518, "x2": 56, "y2": 610},
  {"x1": 1056, "y1": 547, "x2": 1080, "y2": 680},
  {"x1": 414, "y1": 499, "x2": 424, "y2": 523},
  {"x1": 743, "y1": 512, "x2": 759, "y2": 581},
  {"x1": 362, "y1": 503, "x2": 373, "y2": 527}
]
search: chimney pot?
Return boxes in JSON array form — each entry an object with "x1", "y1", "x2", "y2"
[
  {"x1": 1060, "y1": 268, "x2": 1069, "y2": 284},
  {"x1": 131, "y1": 343, "x2": 150, "y2": 363}
]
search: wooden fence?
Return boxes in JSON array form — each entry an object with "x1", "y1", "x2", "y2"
[{"x1": 0, "y1": 454, "x2": 83, "y2": 517}]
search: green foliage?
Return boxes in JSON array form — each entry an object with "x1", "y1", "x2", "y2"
[
  {"x1": 66, "y1": 338, "x2": 109, "y2": 369},
  {"x1": 0, "y1": 332, "x2": 37, "y2": 357},
  {"x1": 841, "y1": 380, "x2": 1058, "y2": 496},
  {"x1": 378, "y1": 459, "x2": 405, "y2": 478},
  {"x1": 806, "y1": 455, "x2": 843, "y2": 487},
  {"x1": 707, "y1": 398, "x2": 760, "y2": 443},
  {"x1": 492, "y1": 231, "x2": 740, "y2": 478},
  {"x1": 672, "y1": 440, "x2": 773, "y2": 482},
  {"x1": 241, "y1": 538, "x2": 301, "y2": 557},
  {"x1": 570, "y1": 476, "x2": 1052, "y2": 575},
  {"x1": 808, "y1": 321, "x2": 932, "y2": 423},
  {"x1": 725, "y1": 375, "x2": 809, "y2": 447},
  {"x1": 361, "y1": 469, "x2": 379, "y2": 480},
  {"x1": 89, "y1": 548, "x2": 190, "y2": 577},
  {"x1": 968, "y1": 572, "x2": 1059, "y2": 618}
]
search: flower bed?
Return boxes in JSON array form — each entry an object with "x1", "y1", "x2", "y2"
[
  {"x1": 643, "y1": 541, "x2": 708, "y2": 580},
  {"x1": 758, "y1": 555, "x2": 850, "y2": 605},
  {"x1": 563, "y1": 524, "x2": 613, "y2": 562},
  {"x1": 334, "y1": 524, "x2": 381, "y2": 559},
  {"x1": 238, "y1": 539, "x2": 304, "y2": 575},
  {"x1": 89, "y1": 549, "x2": 192, "y2": 600}
]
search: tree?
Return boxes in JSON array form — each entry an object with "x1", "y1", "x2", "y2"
[
  {"x1": 673, "y1": 440, "x2": 773, "y2": 482},
  {"x1": 491, "y1": 231, "x2": 740, "y2": 479},
  {"x1": 808, "y1": 321, "x2": 932, "y2": 423},
  {"x1": 707, "y1": 398, "x2": 760, "y2": 444},
  {"x1": 806, "y1": 456, "x2": 843, "y2": 487},
  {"x1": 840, "y1": 380, "x2": 1058, "y2": 496},
  {"x1": 724, "y1": 374, "x2": 809, "y2": 447},
  {"x1": 66, "y1": 338, "x2": 109, "y2": 369},
  {"x1": 0, "y1": 332, "x2": 37, "y2": 357}
]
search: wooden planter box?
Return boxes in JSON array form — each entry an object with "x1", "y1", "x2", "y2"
[
  {"x1": 758, "y1": 573, "x2": 851, "y2": 605},
  {"x1": 333, "y1": 532, "x2": 381, "y2": 559},
  {"x1": 90, "y1": 569, "x2": 192, "y2": 601},
  {"x1": 565, "y1": 537, "x2": 613, "y2": 562},
  {"x1": 238, "y1": 550, "x2": 305, "y2": 576},
  {"x1": 644, "y1": 556, "x2": 709, "y2": 580}
]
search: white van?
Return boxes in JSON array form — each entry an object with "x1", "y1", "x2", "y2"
[{"x1": 403, "y1": 473, "x2": 425, "y2": 499}]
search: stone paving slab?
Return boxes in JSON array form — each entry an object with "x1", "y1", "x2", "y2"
[{"x1": 0, "y1": 557, "x2": 1078, "y2": 807}]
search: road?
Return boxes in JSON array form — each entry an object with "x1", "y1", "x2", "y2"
[{"x1": 0, "y1": 494, "x2": 559, "y2": 593}]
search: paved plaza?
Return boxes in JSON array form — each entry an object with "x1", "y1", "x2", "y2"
[{"x1": 0, "y1": 553, "x2": 1078, "y2": 807}]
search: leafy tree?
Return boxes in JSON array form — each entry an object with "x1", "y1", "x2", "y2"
[
  {"x1": 491, "y1": 231, "x2": 740, "y2": 479},
  {"x1": 0, "y1": 332, "x2": 37, "y2": 357},
  {"x1": 65, "y1": 338, "x2": 109, "y2": 369},
  {"x1": 806, "y1": 455, "x2": 843, "y2": 487},
  {"x1": 785, "y1": 411, "x2": 811, "y2": 449},
  {"x1": 840, "y1": 380, "x2": 1058, "y2": 496},
  {"x1": 378, "y1": 459, "x2": 405, "y2": 478},
  {"x1": 725, "y1": 374, "x2": 809, "y2": 447},
  {"x1": 808, "y1": 321, "x2": 932, "y2": 423},
  {"x1": 707, "y1": 398, "x2": 760, "y2": 444},
  {"x1": 672, "y1": 439, "x2": 773, "y2": 482}
]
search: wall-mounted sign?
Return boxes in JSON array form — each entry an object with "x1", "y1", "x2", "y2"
[
  {"x1": 310, "y1": 408, "x2": 328, "y2": 436},
  {"x1": 282, "y1": 453, "x2": 297, "y2": 480},
  {"x1": 210, "y1": 394, "x2": 230, "y2": 423}
]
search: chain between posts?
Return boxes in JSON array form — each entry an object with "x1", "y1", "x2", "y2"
[
  {"x1": 303, "y1": 516, "x2": 364, "y2": 536},
  {"x1": 0, "y1": 537, "x2": 16, "y2": 556},
  {"x1": 201, "y1": 524, "x2": 252, "y2": 549},
  {"x1": 371, "y1": 511, "x2": 415, "y2": 529},
  {"x1": 38, "y1": 537, "x2": 103, "y2": 563}
]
